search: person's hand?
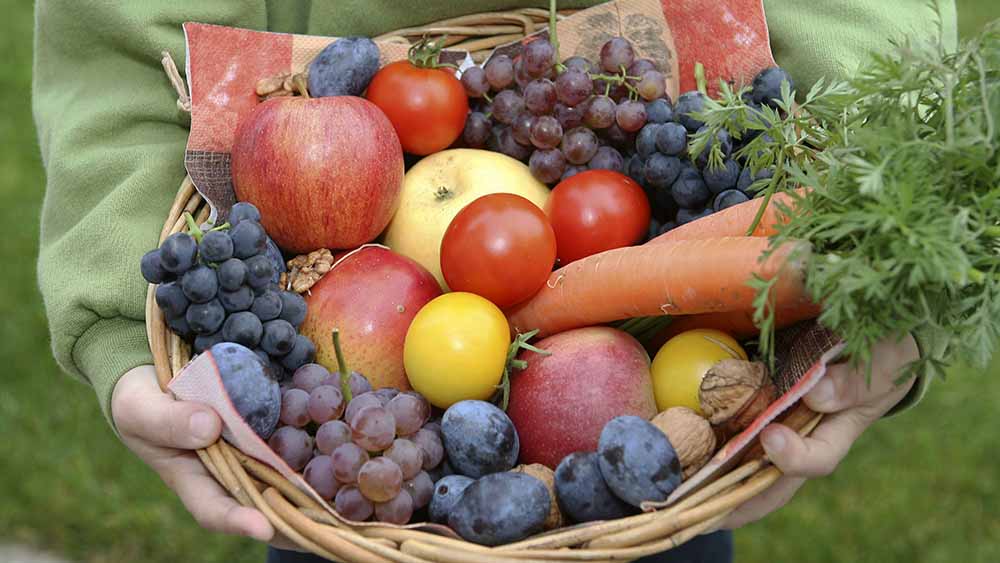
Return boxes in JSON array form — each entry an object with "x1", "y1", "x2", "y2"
[
  {"x1": 112, "y1": 365, "x2": 274, "y2": 541},
  {"x1": 721, "y1": 334, "x2": 920, "y2": 529}
]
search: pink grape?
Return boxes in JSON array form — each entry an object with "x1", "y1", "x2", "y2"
[
  {"x1": 512, "y1": 112, "x2": 537, "y2": 146},
  {"x1": 562, "y1": 55, "x2": 594, "y2": 74},
  {"x1": 636, "y1": 70, "x2": 666, "y2": 101},
  {"x1": 555, "y1": 69, "x2": 593, "y2": 106},
  {"x1": 422, "y1": 420, "x2": 442, "y2": 438},
  {"x1": 279, "y1": 388, "x2": 311, "y2": 428},
  {"x1": 560, "y1": 127, "x2": 599, "y2": 165},
  {"x1": 358, "y1": 457, "x2": 403, "y2": 503},
  {"x1": 316, "y1": 420, "x2": 352, "y2": 455},
  {"x1": 616, "y1": 100, "x2": 648, "y2": 132},
  {"x1": 335, "y1": 485, "x2": 374, "y2": 521},
  {"x1": 522, "y1": 38, "x2": 555, "y2": 77},
  {"x1": 404, "y1": 471, "x2": 434, "y2": 509},
  {"x1": 331, "y1": 442, "x2": 369, "y2": 483},
  {"x1": 524, "y1": 79, "x2": 557, "y2": 115},
  {"x1": 372, "y1": 387, "x2": 400, "y2": 405},
  {"x1": 529, "y1": 148, "x2": 567, "y2": 184},
  {"x1": 599, "y1": 37, "x2": 635, "y2": 73},
  {"x1": 588, "y1": 145, "x2": 625, "y2": 172},
  {"x1": 561, "y1": 164, "x2": 587, "y2": 181},
  {"x1": 268, "y1": 426, "x2": 313, "y2": 471},
  {"x1": 303, "y1": 455, "x2": 340, "y2": 500},
  {"x1": 494, "y1": 126, "x2": 532, "y2": 161},
  {"x1": 350, "y1": 406, "x2": 396, "y2": 452},
  {"x1": 344, "y1": 392, "x2": 382, "y2": 424},
  {"x1": 463, "y1": 112, "x2": 491, "y2": 148},
  {"x1": 608, "y1": 83, "x2": 630, "y2": 102},
  {"x1": 292, "y1": 363, "x2": 330, "y2": 393},
  {"x1": 374, "y1": 490, "x2": 413, "y2": 525},
  {"x1": 627, "y1": 58, "x2": 657, "y2": 81},
  {"x1": 347, "y1": 372, "x2": 372, "y2": 397},
  {"x1": 492, "y1": 89, "x2": 525, "y2": 125},
  {"x1": 384, "y1": 438, "x2": 424, "y2": 480},
  {"x1": 602, "y1": 122, "x2": 635, "y2": 151},
  {"x1": 583, "y1": 95, "x2": 616, "y2": 129},
  {"x1": 484, "y1": 54, "x2": 514, "y2": 90},
  {"x1": 411, "y1": 427, "x2": 445, "y2": 470},
  {"x1": 307, "y1": 385, "x2": 345, "y2": 424},
  {"x1": 554, "y1": 103, "x2": 584, "y2": 130},
  {"x1": 530, "y1": 115, "x2": 563, "y2": 150},
  {"x1": 461, "y1": 66, "x2": 489, "y2": 98},
  {"x1": 386, "y1": 392, "x2": 431, "y2": 436},
  {"x1": 513, "y1": 57, "x2": 532, "y2": 89}
]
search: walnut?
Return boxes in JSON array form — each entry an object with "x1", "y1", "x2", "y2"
[
  {"x1": 282, "y1": 248, "x2": 334, "y2": 293},
  {"x1": 255, "y1": 71, "x2": 309, "y2": 99},
  {"x1": 699, "y1": 359, "x2": 777, "y2": 440},
  {"x1": 651, "y1": 407, "x2": 716, "y2": 479},
  {"x1": 513, "y1": 463, "x2": 563, "y2": 530}
]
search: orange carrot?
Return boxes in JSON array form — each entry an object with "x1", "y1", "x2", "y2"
[
  {"x1": 647, "y1": 189, "x2": 804, "y2": 244},
  {"x1": 507, "y1": 237, "x2": 812, "y2": 338},
  {"x1": 645, "y1": 302, "x2": 823, "y2": 352}
]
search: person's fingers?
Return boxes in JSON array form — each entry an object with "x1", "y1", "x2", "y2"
[
  {"x1": 804, "y1": 334, "x2": 918, "y2": 414},
  {"x1": 112, "y1": 365, "x2": 222, "y2": 450},
  {"x1": 720, "y1": 475, "x2": 806, "y2": 530},
  {"x1": 760, "y1": 408, "x2": 867, "y2": 478}
]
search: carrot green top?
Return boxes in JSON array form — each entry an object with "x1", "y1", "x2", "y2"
[{"x1": 32, "y1": 0, "x2": 955, "y2": 429}]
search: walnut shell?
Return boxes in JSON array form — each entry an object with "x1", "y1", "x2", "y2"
[
  {"x1": 699, "y1": 359, "x2": 777, "y2": 440},
  {"x1": 513, "y1": 463, "x2": 563, "y2": 530},
  {"x1": 651, "y1": 407, "x2": 716, "y2": 479}
]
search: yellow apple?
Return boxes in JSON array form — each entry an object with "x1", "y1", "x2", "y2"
[
  {"x1": 651, "y1": 329, "x2": 748, "y2": 414},
  {"x1": 382, "y1": 149, "x2": 550, "y2": 288}
]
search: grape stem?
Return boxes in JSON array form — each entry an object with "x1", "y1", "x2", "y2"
[
  {"x1": 331, "y1": 329, "x2": 353, "y2": 403},
  {"x1": 589, "y1": 69, "x2": 642, "y2": 99},
  {"x1": 183, "y1": 212, "x2": 204, "y2": 244},
  {"x1": 209, "y1": 222, "x2": 231, "y2": 232},
  {"x1": 496, "y1": 329, "x2": 550, "y2": 411},
  {"x1": 694, "y1": 62, "x2": 707, "y2": 95},
  {"x1": 549, "y1": 0, "x2": 560, "y2": 67}
]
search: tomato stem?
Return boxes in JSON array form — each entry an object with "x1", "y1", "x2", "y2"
[
  {"x1": 408, "y1": 35, "x2": 459, "y2": 70},
  {"x1": 332, "y1": 329, "x2": 353, "y2": 403}
]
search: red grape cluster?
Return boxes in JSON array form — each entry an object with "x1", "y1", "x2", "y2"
[
  {"x1": 269, "y1": 363, "x2": 443, "y2": 525},
  {"x1": 459, "y1": 37, "x2": 667, "y2": 184}
]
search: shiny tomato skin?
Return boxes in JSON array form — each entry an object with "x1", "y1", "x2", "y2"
[
  {"x1": 440, "y1": 193, "x2": 557, "y2": 308},
  {"x1": 366, "y1": 61, "x2": 469, "y2": 155},
  {"x1": 546, "y1": 170, "x2": 651, "y2": 264}
]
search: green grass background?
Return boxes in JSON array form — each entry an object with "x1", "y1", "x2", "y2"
[{"x1": 1, "y1": 2, "x2": 997, "y2": 562}]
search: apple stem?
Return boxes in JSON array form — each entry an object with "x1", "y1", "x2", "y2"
[
  {"x1": 496, "y1": 329, "x2": 550, "y2": 411},
  {"x1": 332, "y1": 329, "x2": 353, "y2": 402},
  {"x1": 183, "y1": 212, "x2": 204, "y2": 244}
]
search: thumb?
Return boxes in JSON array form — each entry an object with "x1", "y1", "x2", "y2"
[{"x1": 113, "y1": 365, "x2": 222, "y2": 450}]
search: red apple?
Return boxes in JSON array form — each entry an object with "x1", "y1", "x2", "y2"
[
  {"x1": 231, "y1": 96, "x2": 403, "y2": 253},
  {"x1": 508, "y1": 327, "x2": 657, "y2": 469},
  {"x1": 300, "y1": 246, "x2": 441, "y2": 390}
]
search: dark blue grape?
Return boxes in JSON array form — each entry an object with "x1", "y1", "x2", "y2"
[
  {"x1": 199, "y1": 230, "x2": 233, "y2": 263},
  {"x1": 245, "y1": 254, "x2": 276, "y2": 289},
  {"x1": 441, "y1": 400, "x2": 519, "y2": 478},
  {"x1": 555, "y1": 452, "x2": 637, "y2": 523},
  {"x1": 714, "y1": 189, "x2": 750, "y2": 211},
  {"x1": 674, "y1": 90, "x2": 706, "y2": 131},
  {"x1": 307, "y1": 37, "x2": 380, "y2": 97},
  {"x1": 194, "y1": 330, "x2": 225, "y2": 354},
  {"x1": 251, "y1": 289, "x2": 283, "y2": 321},
  {"x1": 645, "y1": 98, "x2": 674, "y2": 123},
  {"x1": 752, "y1": 66, "x2": 794, "y2": 108},
  {"x1": 703, "y1": 159, "x2": 741, "y2": 194},
  {"x1": 626, "y1": 155, "x2": 646, "y2": 184},
  {"x1": 219, "y1": 285, "x2": 254, "y2": 313},
  {"x1": 210, "y1": 342, "x2": 280, "y2": 439},
  {"x1": 635, "y1": 124, "x2": 661, "y2": 158},
  {"x1": 671, "y1": 167, "x2": 710, "y2": 208},
  {"x1": 278, "y1": 291, "x2": 307, "y2": 328},
  {"x1": 155, "y1": 281, "x2": 189, "y2": 318},
  {"x1": 140, "y1": 249, "x2": 169, "y2": 284},
  {"x1": 186, "y1": 298, "x2": 225, "y2": 335},
  {"x1": 222, "y1": 311, "x2": 263, "y2": 348},
  {"x1": 654, "y1": 122, "x2": 687, "y2": 156},
  {"x1": 261, "y1": 319, "x2": 296, "y2": 357},
  {"x1": 588, "y1": 146, "x2": 624, "y2": 172},
  {"x1": 643, "y1": 153, "x2": 682, "y2": 190},
  {"x1": 597, "y1": 415, "x2": 681, "y2": 507},
  {"x1": 561, "y1": 164, "x2": 587, "y2": 182},
  {"x1": 676, "y1": 207, "x2": 712, "y2": 225},
  {"x1": 218, "y1": 258, "x2": 248, "y2": 291},
  {"x1": 181, "y1": 264, "x2": 219, "y2": 304},
  {"x1": 231, "y1": 221, "x2": 266, "y2": 259},
  {"x1": 448, "y1": 472, "x2": 549, "y2": 546},
  {"x1": 228, "y1": 202, "x2": 261, "y2": 226},
  {"x1": 265, "y1": 237, "x2": 286, "y2": 283},
  {"x1": 428, "y1": 475, "x2": 475, "y2": 525},
  {"x1": 167, "y1": 315, "x2": 193, "y2": 339},
  {"x1": 737, "y1": 166, "x2": 774, "y2": 192},
  {"x1": 694, "y1": 126, "x2": 733, "y2": 167},
  {"x1": 280, "y1": 334, "x2": 316, "y2": 371},
  {"x1": 253, "y1": 347, "x2": 272, "y2": 368},
  {"x1": 159, "y1": 232, "x2": 198, "y2": 274}
]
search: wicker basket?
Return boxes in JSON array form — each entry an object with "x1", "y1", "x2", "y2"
[{"x1": 146, "y1": 9, "x2": 823, "y2": 562}]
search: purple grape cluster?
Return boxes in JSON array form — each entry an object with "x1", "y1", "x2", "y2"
[
  {"x1": 141, "y1": 202, "x2": 313, "y2": 380},
  {"x1": 271, "y1": 363, "x2": 445, "y2": 525}
]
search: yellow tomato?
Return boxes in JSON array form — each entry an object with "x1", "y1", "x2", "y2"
[
  {"x1": 651, "y1": 329, "x2": 748, "y2": 414},
  {"x1": 404, "y1": 292, "x2": 511, "y2": 408}
]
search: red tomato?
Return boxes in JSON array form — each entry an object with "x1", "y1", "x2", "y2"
[
  {"x1": 366, "y1": 61, "x2": 468, "y2": 155},
  {"x1": 546, "y1": 170, "x2": 651, "y2": 264},
  {"x1": 440, "y1": 194, "x2": 557, "y2": 308}
]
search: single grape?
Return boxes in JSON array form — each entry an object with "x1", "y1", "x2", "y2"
[
  {"x1": 372, "y1": 387, "x2": 400, "y2": 405},
  {"x1": 676, "y1": 207, "x2": 711, "y2": 225},
  {"x1": 429, "y1": 475, "x2": 475, "y2": 524},
  {"x1": 167, "y1": 315, "x2": 193, "y2": 339},
  {"x1": 228, "y1": 202, "x2": 261, "y2": 226},
  {"x1": 513, "y1": 57, "x2": 532, "y2": 89},
  {"x1": 495, "y1": 127, "x2": 532, "y2": 161},
  {"x1": 655, "y1": 122, "x2": 688, "y2": 155},
  {"x1": 599, "y1": 37, "x2": 635, "y2": 73},
  {"x1": 335, "y1": 485, "x2": 374, "y2": 521},
  {"x1": 675, "y1": 90, "x2": 707, "y2": 131},
  {"x1": 331, "y1": 442, "x2": 369, "y2": 483},
  {"x1": 345, "y1": 392, "x2": 383, "y2": 424},
  {"x1": 159, "y1": 232, "x2": 198, "y2": 274},
  {"x1": 250, "y1": 289, "x2": 283, "y2": 321},
  {"x1": 140, "y1": 249, "x2": 169, "y2": 284},
  {"x1": 522, "y1": 38, "x2": 554, "y2": 77},
  {"x1": 316, "y1": 420, "x2": 352, "y2": 455},
  {"x1": 261, "y1": 319, "x2": 296, "y2": 357},
  {"x1": 671, "y1": 167, "x2": 710, "y2": 208},
  {"x1": 404, "y1": 471, "x2": 434, "y2": 509},
  {"x1": 410, "y1": 427, "x2": 444, "y2": 470},
  {"x1": 626, "y1": 154, "x2": 646, "y2": 184},
  {"x1": 244, "y1": 254, "x2": 276, "y2": 289},
  {"x1": 218, "y1": 285, "x2": 253, "y2": 313},
  {"x1": 635, "y1": 70, "x2": 666, "y2": 101},
  {"x1": 583, "y1": 95, "x2": 615, "y2": 129},
  {"x1": 155, "y1": 281, "x2": 189, "y2": 318},
  {"x1": 645, "y1": 98, "x2": 674, "y2": 123},
  {"x1": 588, "y1": 146, "x2": 624, "y2": 172},
  {"x1": 561, "y1": 164, "x2": 587, "y2": 181},
  {"x1": 180, "y1": 264, "x2": 218, "y2": 304},
  {"x1": 626, "y1": 58, "x2": 657, "y2": 79},
  {"x1": 713, "y1": 189, "x2": 750, "y2": 211},
  {"x1": 304, "y1": 455, "x2": 340, "y2": 500},
  {"x1": 462, "y1": 112, "x2": 491, "y2": 148},
  {"x1": 280, "y1": 334, "x2": 316, "y2": 371},
  {"x1": 268, "y1": 426, "x2": 313, "y2": 471},
  {"x1": 230, "y1": 220, "x2": 266, "y2": 259},
  {"x1": 634, "y1": 124, "x2": 660, "y2": 158},
  {"x1": 752, "y1": 66, "x2": 794, "y2": 108},
  {"x1": 375, "y1": 490, "x2": 413, "y2": 525},
  {"x1": 264, "y1": 237, "x2": 285, "y2": 284},
  {"x1": 644, "y1": 153, "x2": 683, "y2": 190},
  {"x1": 524, "y1": 79, "x2": 557, "y2": 115},
  {"x1": 693, "y1": 126, "x2": 734, "y2": 167},
  {"x1": 484, "y1": 54, "x2": 514, "y2": 90},
  {"x1": 491, "y1": 90, "x2": 524, "y2": 125},
  {"x1": 615, "y1": 100, "x2": 647, "y2": 132},
  {"x1": 358, "y1": 456, "x2": 403, "y2": 502},
  {"x1": 222, "y1": 311, "x2": 263, "y2": 348},
  {"x1": 384, "y1": 438, "x2": 424, "y2": 480},
  {"x1": 280, "y1": 388, "x2": 311, "y2": 428},
  {"x1": 737, "y1": 165, "x2": 774, "y2": 193},
  {"x1": 386, "y1": 392, "x2": 431, "y2": 436},
  {"x1": 348, "y1": 372, "x2": 373, "y2": 397},
  {"x1": 193, "y1": 330, "x2": 225, "y2": 354},
  {"x1": 702, "y1": 159, "x2": 741, "y2": 193},
  {"x1": 529, "y1": 115, "x2": 563, "y2": 149},
  {"x1": 529, "y1": 148, "x2": 567, "y2": 184},
  {"x1": 601, "y1": 122, "x2": 634, "y2": 151},
  {"x1": 461, "y1": 66, "x2": 489, "y2": 98},
  {"x1": 560, "y1": 127, "x2": 599, "y2": 165},
  {"x1": 217, "y1": 258, "x2": 248, "y2": 291},
  {"x1": 308, "y1": 384, "x2": 345, "y2": 424},
  {"x1": 421, "y1": 420, "x2": 443, "y2": 438},
  {"x1": 293, "y1": 363, "x2": 331, "y2": 393},
  {"x1": 277, "y1": 291, "x2": 307, "y2": 327},
  {"x1": 555, "y1": 69, "x2": 592, "y2": 106},
  {"x1": 553, "y1": 103, "x2": 584, "y2": 131},
  {"x1": 351, "y1": 405, "x2": 396, "y2": 452},
  {"x1": 562, "y1": 55, "x2": 594, "y2": 74},
  {"x1": 185, "y1": 298, "x2": 225, "y2": 335},
  {"x1": 199, "y1": 230, "x2": 234, "y2": 263},
  {"x1": 512, "y1": 112, "x2": 536, "y2": 146}
]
